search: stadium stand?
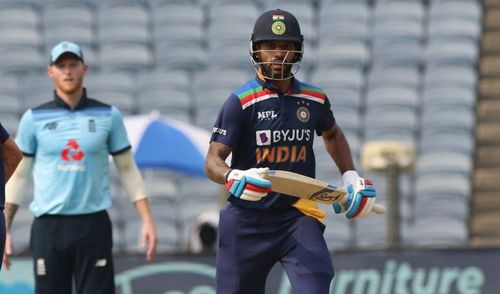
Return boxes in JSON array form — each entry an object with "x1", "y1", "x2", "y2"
[
  {"x1": 318, "y1": 1, "x2": 370, "y2": 45},
  {"x1": 42, "y1": 2, "x2": 96, "y2": 51},
  {"x1": 470, "y1": 0, "x2": 500, "y2": 246},
  {"x1": 152, "y1": 3, "x2": 207, "y2": 72},
  {"x1": 1, "y1": 0, "x2": 486, "y2": 253},
  {"x1": 20, "y1": 74, "x2": 54, "y2": 110},
  {"x1": 84, "y1": 71, "x2": 137, "y2": 114},
  {"x1": 0, "y1": 3, "x2": 39, "y2": 29}
]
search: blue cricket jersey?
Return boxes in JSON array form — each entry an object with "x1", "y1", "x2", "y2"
[
  {"x1": 0, "y1": 123, "x2": 9, "y2": 210},
  {"x1": 210, "y1": 76, "x2": 336, "y2": 210},
  {"x1": 16, "y1": 90, "x2": 131, "y2": 217}
]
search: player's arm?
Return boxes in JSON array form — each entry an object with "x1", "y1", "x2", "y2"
[
  {"x1": 5, "y1": 156, "x2": 33, "y2": 229},
  {"x1": 3, "y1": 156, "x2": 33, "y2": 269},
  {"x1": 321, "y1": 123, "x2": 355, "y2": 174},
  {"x1": 112, "y1": 150, "x2": 157, "y2": 261},
  {"x1": 205, "y1": 141, "x2": 271, "y2": 201},
  {"x1": 205, "y1": 141, "x2": 232, "y2": 185},
  {"x1": 322, "y1": 123, "x2": 377, "y2": 219},
  {"x1": 1, "y1": 138, "x2": 23, "y2": 183}
]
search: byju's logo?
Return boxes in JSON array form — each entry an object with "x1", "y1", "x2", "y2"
[
  {"x1": 256, "y1": 130, "x2": 271, "y2": 146},
  {"x1": 61, "y1": 140, "x2": 84, "y2": 161}
]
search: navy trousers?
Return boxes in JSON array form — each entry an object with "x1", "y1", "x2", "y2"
[
  {"x1": 216, "y1": 204, "x2": 334, "y2": 294},
  {"x1": 31, "y1": 211, "x2": 115, "y2": 294}
]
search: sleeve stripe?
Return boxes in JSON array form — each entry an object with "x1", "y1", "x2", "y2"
[{"x1": 110, "y1": 145, "x2": 132, "y2": 156}]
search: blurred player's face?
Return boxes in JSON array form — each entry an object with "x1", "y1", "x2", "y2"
[
  {"x1": 256, "y1": 41, "x2": 298, "y2": 80},
  {"x1": 48, "y1": 54, "x2": 87, "y2": 95}
]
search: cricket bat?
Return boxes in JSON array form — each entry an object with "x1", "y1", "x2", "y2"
[{"x1": 265, "y1": 170, "x2": 385, "y2": 215}]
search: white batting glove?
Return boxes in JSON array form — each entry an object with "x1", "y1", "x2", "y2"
[
  {"x1": 332, "y1": 171, "x2": 377, "y2": 219},
  {"x1": 225, "y1": 168, "x2": 272, "y2": 201}
]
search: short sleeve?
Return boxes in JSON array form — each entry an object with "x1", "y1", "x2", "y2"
[
  {"x1": 0, "y1": 122, "x2": 9, "y2": 143},
  {"x1": 15, "y1": 110, "x2": 37, "y2": 156},
  {"x1": 315, "y1": 95, "x2": 336, "y2": 136},
  {"x1": 108, "y1": 106, "x2": 131, "y2": 155},
  {"x1": 210, "y1": 94, "x2": 244, "y2": 149}
]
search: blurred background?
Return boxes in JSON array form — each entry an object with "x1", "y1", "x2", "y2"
[{"x1": 1, "y1": 0, "x2": 499, "y2": 292}]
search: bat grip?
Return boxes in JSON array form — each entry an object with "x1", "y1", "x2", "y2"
[{"x1": 339, "y1": 188, "x2": 386, "y2": 215}]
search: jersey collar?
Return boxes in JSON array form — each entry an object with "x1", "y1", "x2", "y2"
[
  {"x1": 53, "y1": 88, "x2": 89, "y2": 110},
  {"x1": 255, "y1": 75, "x2": 301, "y2": 96}
]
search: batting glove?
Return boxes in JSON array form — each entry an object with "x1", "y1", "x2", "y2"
[
  {"x1": 333, "y1": 171, "x2": 377, "y2": 219},
  {"x1": 225, "y1": 168, "x2": 272, "y2": 201}
]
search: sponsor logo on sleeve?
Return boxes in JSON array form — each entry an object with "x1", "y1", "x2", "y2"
[{"x1": 212, "y1": 127, "x2": 227, "y2": 136}]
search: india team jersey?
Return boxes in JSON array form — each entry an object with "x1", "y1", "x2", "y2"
[
  {"x1": 211, "y1": 76, "x2": 336, "y2": 210},
  {"x1": 16, "y1": 91, "x2": 131, "y2": 217}
]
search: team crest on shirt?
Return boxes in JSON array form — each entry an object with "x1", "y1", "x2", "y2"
[
  {"x1": 296, "y1": 106, "x2": 310, "y2": 123},
  {"x1": 88, "y1": 119, "x2": 96, "y2": 132},
  {"x1": 296, "y1": 101, "x2": 310, "y2": 123}
]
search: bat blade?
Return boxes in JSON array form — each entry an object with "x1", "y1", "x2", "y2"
[
  {"x1": 265, "y1": 170, "x2": 345, "y2": 205},
  {"x1": 265, "y1": 170, "x2": 385, "y2": 215}
]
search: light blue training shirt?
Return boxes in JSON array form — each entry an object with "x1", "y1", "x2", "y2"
[{"x1": 16, "y1": 90, "x2": 131, "y2": 217}]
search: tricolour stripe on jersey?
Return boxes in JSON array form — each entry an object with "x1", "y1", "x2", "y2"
[
  {"x1": 237, "y1": 85, "x2": 279, "y2": 109},
  {"x1": 293, "y1": 86, "x2": 326, "y2": 104}
]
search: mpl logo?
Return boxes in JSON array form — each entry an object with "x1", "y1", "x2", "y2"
[
  {"x1": 257, "y1": 110, "x2": 277, "y2": 121},
  {"x1": 256, "y1": 130, "x2": 271, "y2": 146},
  {"x1": 61, "y1": 140, "x2": 84, "y2": 161}
]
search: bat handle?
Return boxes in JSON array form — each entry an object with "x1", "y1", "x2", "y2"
[
  {"x1": 339, "y1": 188, "x2": 385, "y2": 215},
  {"x1": 346, "y1": 180, "x2": 386, "y2": 215},
  {"x1": 372, "y1": 204, "x2": 386, "y2": 214}
]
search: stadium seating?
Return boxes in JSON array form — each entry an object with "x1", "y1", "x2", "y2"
[
  {"x1": 152, "y1": 2, "x2": 206, "y2": 72},
  {"x1": 0, "y1": 47, "x2": 45, "y2": 75},
  {"x1": 42, "y1": 3, "x2": 95, "y2": 51},
  {"x1": 315, "y1": 41, "x2": 370, "y2": 70},
  {"x1": 0, "y1": 95, "x2": 21, "y2": 117},
  {"x1": 0, "y1": 0, "x2": 483, "y2": 252},
  {"x1": 0, "y1": 73, "x2": 20, "y2": 93},
  {"x1": 20, "y1": 74, "x2": 54, "y2": 109},
  {"x1": 319, "y1": 1, "x2": 371, "y2": 44},
  {"x1": 368, "y1": 66, "x2": 421, "y2": 91},
  {"x1": 0, "y1": 4, "x2": 39, "y2": 29},
  {"x1": 85, "y1": 71, "x2": 137, "y2": 113}
]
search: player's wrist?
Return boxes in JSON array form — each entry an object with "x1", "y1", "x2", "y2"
[
  {"x1": 342, "y1": 170, "x2": 359, "y2": 186},
  {"x1": 224, "y1": 169, "x2": 233, "y2": 183}
]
